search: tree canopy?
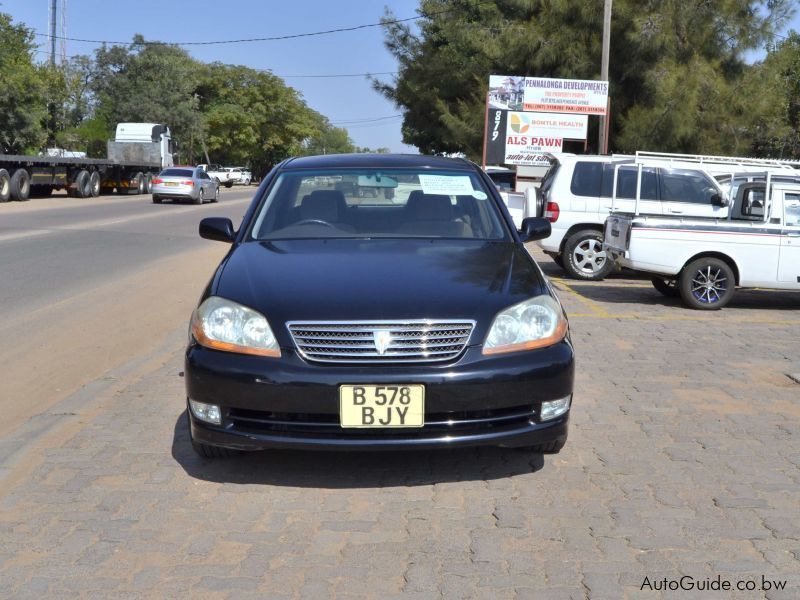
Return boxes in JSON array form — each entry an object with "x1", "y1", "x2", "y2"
[
  {"x1": 378, "y1": 0, "x2": 797, "y2": 159},
  {"x1": 0, "y1": 11, "x2": 381, "y2": 171}
]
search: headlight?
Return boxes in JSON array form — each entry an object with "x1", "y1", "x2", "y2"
[
  {"x1": 482, "y1": 295, "x2": 568, "y2": 355},
  {"x1": 190, "y1": 296, "x2": 280, "y2": 357}
]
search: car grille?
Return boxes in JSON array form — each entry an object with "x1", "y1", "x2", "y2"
[
  {"x1": 227, "y1": 404, "x2": 536, "y2": 437},
  {"x1": 286, "y1": 320, "x2": 475, "y2": 363}
]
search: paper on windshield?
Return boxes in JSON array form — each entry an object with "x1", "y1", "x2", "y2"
[{"x1": 418, "y1": 175, "x2": 475, "y2": 196}]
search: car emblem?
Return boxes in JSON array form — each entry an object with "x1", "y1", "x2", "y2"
[{"x1": 373, "y1": 329, "x2": 392, "y2": 355}]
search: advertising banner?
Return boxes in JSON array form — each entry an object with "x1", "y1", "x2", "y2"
[
  {"x1": 508, "y1": 111, "x2": 587, "y2": 140},
  {"x1": 489, "y1": 75, "x2": 608, "y2": 116},
  {"x1": 522, "y1": 77, "x2": 608, "y2": 115}
]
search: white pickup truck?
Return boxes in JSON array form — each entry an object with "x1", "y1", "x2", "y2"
[
  {"x1": 197, "y1": 163, "x2": 235, "y2": 188},
  {"x1": 603, "y1": 174, "x2": 800, "y2": 309}
]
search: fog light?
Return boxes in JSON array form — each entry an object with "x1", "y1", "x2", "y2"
[
  {"x1": 540, "y1": 395, "x2": 571, "y2": 421},
  {"x1": 189, "y1": 400, "x2": 221, "y2": 425}
]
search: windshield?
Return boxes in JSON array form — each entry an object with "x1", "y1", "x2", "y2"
[
  {"x1": 249, "y1": 168, "x2": 507, "y2": 240},
  {"x1": 160, "y1": 168, "x2": 194, "y2": 177}
]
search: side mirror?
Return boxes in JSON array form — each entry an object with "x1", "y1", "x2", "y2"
[
  {"x1": 199, "y1": 217, "x2": 235, "y2": 243},
  {"x1": 518, "y1": 217, "x2": 551, "y2": 242},
  {"x1": 710, "y1": 191, "x2": 729, "y2": 207}
]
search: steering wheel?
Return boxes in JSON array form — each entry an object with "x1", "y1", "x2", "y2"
[{"x1": 294, "y1": 219, "x2": 336, "y2": 228}]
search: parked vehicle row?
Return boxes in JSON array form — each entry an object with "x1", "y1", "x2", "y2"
[{"x1": 195, "y1": 164, "x2": 254, "y2": 187}]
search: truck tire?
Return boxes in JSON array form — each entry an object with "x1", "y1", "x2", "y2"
[
  {"x1": 0, "y1": 169, "x2": 10, "y2": 202},
  {"x1": 678, "y1": 257, "x2": 735, "y2": 310},
  {"x1": 10, "y1": 168, "x2": 31, "y2": 201},
  {"x1": 144, "y1": 173, "x2": 153, "y2": 194},
  {"x1": 563, "y1": 229, "x2": 613, "y2": 280},
  {"x1": 135, "y1": 172, "x2": 145, "y2": 194},
  {"x1": 89, "y1": 171, "x2": 101, "y2": 197},
  {"x1": 73, "y1": 170, "x2": 91, "y2": 198}
]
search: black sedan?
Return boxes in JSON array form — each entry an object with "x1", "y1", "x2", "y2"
[{"x1": 185, "y1": 154, "x2": 574, "y2": 457}]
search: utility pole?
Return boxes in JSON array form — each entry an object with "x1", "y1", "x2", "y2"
[
  {"x1": 598, "y1": 0, "x2": 612, "y2": 155},
  {"x1": 49, "y1": 0, "x2": 57, "y2": 65}
]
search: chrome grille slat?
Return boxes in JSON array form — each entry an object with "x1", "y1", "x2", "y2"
[{"x1": 287, "y1": 319, "x2": 475, "y2": 363}]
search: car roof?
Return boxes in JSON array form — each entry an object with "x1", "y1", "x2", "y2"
[{"x1": 281, "y1": 153, "x2": 475, "y2": 171}]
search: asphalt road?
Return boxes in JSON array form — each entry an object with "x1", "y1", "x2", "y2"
[{"x1": 0, "y1": 187, "x2": 255, "y2": 438}]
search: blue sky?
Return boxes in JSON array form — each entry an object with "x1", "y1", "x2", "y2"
[
  {"x1": 1, "y1": 0, "x2": 419, "y2": 152},
  {"x1": 2, "y1": 1, "x2": 799, "y2": 154}
]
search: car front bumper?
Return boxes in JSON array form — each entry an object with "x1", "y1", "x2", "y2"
[{"x1": 185, "y1": 341, "x2": 574, "y2": 451}]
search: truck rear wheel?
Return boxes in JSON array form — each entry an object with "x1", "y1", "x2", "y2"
[
  {"x1": 10, "y1": 169, "x2": 31, "y2": 201},
  {"x1": 679, "y1": 258, "x2": 735, "y2": 310},
  {"x1": 144, "y1": 173, "x2": 153, "y2": 194},
  {"x1": 0, "y1": 169, "x2": 10, "y2": 202},
  {"x1": 89, "y1": 171, "x2": 101, "y2": 197},
  {"x1": 135, "y1": 172, "x2": 145, "y2": 194},
  {"x1": 73, "y1": 170, "x2": 91, "y2": 198}
]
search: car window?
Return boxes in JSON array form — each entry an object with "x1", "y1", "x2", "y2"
[
  {"x1": 160, "y1": 168, "x2": 194, "y2": 177},
  {"x1": 785, "y1": 192, "x2": 800, "y2": 226},
  {"x1": 600, "y1": 165, "x2": 658, "y2": 200},
  {"x1": 569, "y1": 162, "x2": 603, "y2": 197},
  {"x1": 660, "y1": 169, "x2": 717, "y2": 204},
  {"x1": 249, "y1": 168, "x2": 507, "y2": 241}
]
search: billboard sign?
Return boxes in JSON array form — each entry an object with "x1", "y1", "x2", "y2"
[
  {"x1": 489, "y1": 75, "x2": 608, "y2": 115},
  {"x1": 508, "y1": 111, "x2": 587, "y2": 140},
  {"x1": 522, "y1": 77, "x2": 608, "y2": 115}
]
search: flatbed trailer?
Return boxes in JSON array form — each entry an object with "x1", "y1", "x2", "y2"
[{"x1": 0, "y1": 122, "x2": 174, "y2": 202}]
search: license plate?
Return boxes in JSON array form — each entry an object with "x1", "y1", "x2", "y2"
[
  {"x1": 165, "y1": 182, "x2": 179, "y2": 186},
  {"x1": 339, "y1": 385, "x2": 424, "y2": 428}
]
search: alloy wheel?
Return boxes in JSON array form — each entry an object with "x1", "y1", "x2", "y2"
[
  {"x1": 572, "y1": 239, "x2": 607, "y2": 274},
  {"x1": 690, "y1": 265, "x2": 728, "y2": 304}
]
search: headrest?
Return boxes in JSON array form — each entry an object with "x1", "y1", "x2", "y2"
[
  {"x1": 301, "y1": 190, "x2": 346, "y2": 222},
  {"x1": 405, "y1": 191, "x2": 453, "y2": 220}
]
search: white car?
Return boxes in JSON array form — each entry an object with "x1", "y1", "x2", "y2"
[
  {"x1": 603, "y1": 175, "x2": 800, "y2": 309},
  {"x1": 531, "y1": 155, "x2": 728, "y2": 280},
  {"x1": 227, "y1": 167, "x2": 252, "y2": 185}
]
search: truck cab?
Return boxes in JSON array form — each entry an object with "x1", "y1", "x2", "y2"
[
  {"x1": 111, "y1": 123, "x2": 174, "y2": 169},
  {"x1": 603, "y1": 174, "x2": 800, "y2": 309}
]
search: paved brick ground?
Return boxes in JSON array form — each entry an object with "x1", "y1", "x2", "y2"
[{"x1": 1, "y1": 251, "x2": 799, "y2": 599}]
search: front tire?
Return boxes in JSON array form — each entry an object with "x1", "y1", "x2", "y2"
[
  {"x1": 651, "y1": 277, "x2": 680, "y2": 297},
  {"x1": 563, "y1": 229, "x2": 613, "y2": 280},
  {"x1": 678, "y1": 257, "x2": 735, "y2": 310}
]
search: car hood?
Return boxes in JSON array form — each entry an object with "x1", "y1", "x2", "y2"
[{"x1": 211, "y1": 239, "x2": 549, "y2": 347}]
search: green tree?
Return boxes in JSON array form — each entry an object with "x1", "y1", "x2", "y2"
[
  {"x1": 743, "y1": 32, "x2": 800, "y2": 158},
  {"x1": 91, "y1": 36, "x2": 204, "y2": 158},
  {"x1": 197, "y1": 63, "x2": 321, "y2": 174},
  {"x1": 0, "y1": 11, "x2": 47, "y2": 153},
  {"x1": 378, "y1": 0, "x2": 793, "y2": 158},
  {"x1": 300, "y1": 122, "x2": 356, "y2": 155}
]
